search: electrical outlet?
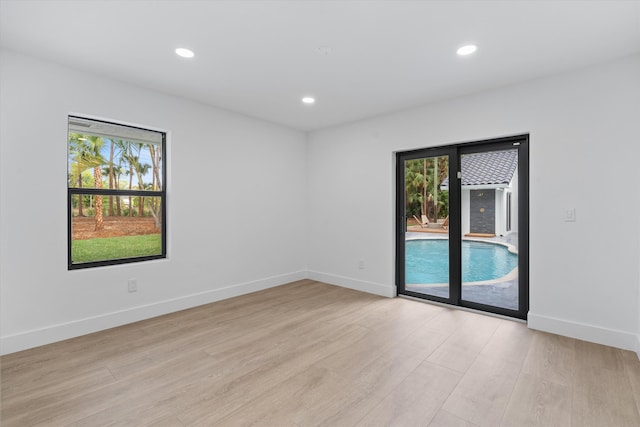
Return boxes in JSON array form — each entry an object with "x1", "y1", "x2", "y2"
[
  {"x1": 564, "y1": 208, "x2": 576, "y2": 222},
  {"x1": 128, "y1": 279, "x2": 137, "y2": 293},
  {"x1": 358, "y1": 259, "x2": 365, "y2": 270}
]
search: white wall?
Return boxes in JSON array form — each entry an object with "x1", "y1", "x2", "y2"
[
  {"x1": 307, "y1": 55, "x2": 640, "y2": 352},
  {"x1": 461, "y1": 190, "x2": 470, "y2": 236},
  {"x1": 460, "y1": 185, "x2": 514, "y2": 237},
  {"x1": 511, "y1": 168, "x2": 519, "y2": 235},
  {"x1": 0, "y1": 49, "x2": 308, "y2": 354},
  {"x1": 2, "y1": 49, "x2": 639, "y2": 357}
]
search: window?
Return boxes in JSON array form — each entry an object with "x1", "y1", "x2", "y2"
[
  {"x1": 68, "y1": 116, "x2": 166, "y2": 269},
  {"x1": 506, "y1": 192, "x2": 512, "y2": 232}
]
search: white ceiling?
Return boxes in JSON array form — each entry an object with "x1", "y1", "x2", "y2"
[{"x1": 1, "y1": 0, "x2": 639, "y2": 131}]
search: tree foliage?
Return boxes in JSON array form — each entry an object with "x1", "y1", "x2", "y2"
[
  {"x1": 405, "y1": 156, "x2": 449, "y2": 221},
  {"x1": 69, "y1": 134, "x2": 162, "y2": 228},
  {"x1": 69, "y1": 134, "x2": 107, "y2": 229}
]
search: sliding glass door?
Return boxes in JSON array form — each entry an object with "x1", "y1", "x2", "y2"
[
  {"x1": 396, "y1": 136, "x2": 528, "y2": 319},
  {"x1": 459, "y1": 146, "x2": 522, "y2": 311},
  {"x1": 403, "y1": 152, "x2": 452, "y2": 300}
]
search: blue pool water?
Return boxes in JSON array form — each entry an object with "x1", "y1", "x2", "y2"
[{"x1": 405, "y1": 239, "x2": 518, "y2": 284}]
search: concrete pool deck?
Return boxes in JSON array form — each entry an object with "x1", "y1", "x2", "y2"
[{"x1": 404, "y1": 231, "x2": 520, "y2": 310}]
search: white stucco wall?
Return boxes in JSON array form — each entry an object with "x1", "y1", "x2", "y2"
[
  {"x1": 307, "y1": 55, "x2": 640, "y2": 351},
  {"x1": 2, "y1": 49, "x2": 639, "y2": 356},
  {"x1": 0, "y1": 49, "x2": 308, "y2": 354}
]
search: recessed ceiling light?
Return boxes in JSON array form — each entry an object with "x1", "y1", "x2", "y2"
[
  {"x1": 457, "y1": 45, "x2": 477, "y2": 56},
  {"x1": 175, "y1": 48, "x2": 195, "y2": 58},
  {"x1": 302, "y1": 97, "x2": 315, "y2": 104}
]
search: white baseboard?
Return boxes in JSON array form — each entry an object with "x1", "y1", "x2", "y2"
[
  {"x1": 4, "y1": 276, "x2": 635, "y2": 357},
  {"x1": 307, "y1": 270, "x2": 395, "y2": 298},
  {"x1": 528, "y1": 312, "x2": 638, "y2": 353},
  {"x1": 0, "y1": 271, "x2": 307, "y2": 355}
]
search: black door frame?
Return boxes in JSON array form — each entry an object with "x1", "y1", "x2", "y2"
[{"x1": 396, "y1": 134, "x2": 529, "y2": 320}]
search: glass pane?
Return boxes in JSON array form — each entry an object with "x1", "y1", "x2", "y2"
[
  {"x1": 70, "y1": 195, "x2": 163, "y2": 264},
  {"x1": 404, "y1": 155, "x2": 450, "y2": 298},
  {"x1": 460, "y1": 149, "x2": 519, "y2": 310},
  {"x1": 68, "y1": 117, "x2": 163, "y2": 191}
]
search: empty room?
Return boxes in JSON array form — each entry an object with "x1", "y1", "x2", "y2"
[{"x1": 1, "y1": 1, "x2": 640, "y2": 426}]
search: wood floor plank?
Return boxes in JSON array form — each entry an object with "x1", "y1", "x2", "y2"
[
  {"x1": 174, "y1": 324, "x2": 372, "y2": 425},
  {"x1": 427, "y1": 313, "x2": 501, "y2": 373},
  {"x1": 212, "y1": 365, "x2": 347, "y2": 426},
  {"x1": 1, "y1": 362, "x2": 116, "y2": 404},
  {"x1": 422, "y1": 307, "x2": 480, "y2": 335},
  {"x1": 572, "y1": 362, "x2": 640, "y2": 426},
  {"x1": 479, "y1": 320, "x2": 534, "y2": 367},
  {"x1": 429, "y1": 409, "x2": 479, "y2": 427},
  {"x1": 308, "y1": 351, "x2": 428, "y2": 426},
  {"x1": 0, "y1": 367, "x2": 117, "y2": 425},
  {"x1": 216, "y1": 348, "x2": 429, "y2": 427},
  {"x1": 2, "y1": 281, "x2": 640, "y2": 426},
  {"x1": 574, "y1": 339, "x2": 624, "y2": 372},
  {"x1": 355, "y1": 361, "x2": 462, "y2": 426},
  {"x1": 8, "y1": 349, "x2": 216, "y2": 426},
  {"x1": 1, "y1": 323, "x2": 147, "y2": 388},
  {"x1": 501, "y1": 372, "x2": 571, "y2": 426},
  {"x1": 621, "y1": 350, "x2": 640, "y2": 416},
  {"x1": 520, "y1": 331, "x2": 576, "y2": 387},
  {"x1": 68, "y1": 402, "x2": 183, "y2": 427},
  {"x1": 441, "y1": 354, "x2": 521, "y2": 426}
]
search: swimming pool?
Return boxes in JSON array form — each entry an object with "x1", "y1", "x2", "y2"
[{"x1": 405, "y1": 239, "x2": 518, "y2": 284}]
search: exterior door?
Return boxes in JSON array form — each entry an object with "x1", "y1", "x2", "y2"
[
  {"x1": 400, "y1": 152, "x2": 453, "y2": 301},
  {"x1": 396, "y1": 135, "x2": 529, "y2": 319},
  {"x1": 469, "y1": 189, "x2": 495, "y2": 234}
]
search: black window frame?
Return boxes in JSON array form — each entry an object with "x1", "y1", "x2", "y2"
[{"x1": 67, "y1": 116, "x2": 167, "y2": 270}]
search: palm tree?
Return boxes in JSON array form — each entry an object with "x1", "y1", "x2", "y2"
[
  {"x1": 69, "y1": 134, "x2": 106, "y2": 230},
  {"x1": 101, "y1": 164, "x2": 114, "y2": 216},
  {"x1": 111, "y1": 164, "x2": 125, "y2": 216},
  {"x1": 69, "y1": 162, "x2": 88, "y2": 216},
  {"x1": 107, "y1": 139, "x2": 115, "y2": 216},
  {"x1": 69, "y1": 134, "x2": 92, "y2": 217},
  {"x1": 123, "y1": 143, "x2": 152, "y2": 217},
  {"x1": 113, "y1": 139, "x2": 131, "y2": 216},
  {"x1": 87, "y1": 136, "x2": 107, "y2": 230},
  {"x1": 147, "y1": 143, "x2": 162, "y2": 224},
  {"x1": 135, "y1": 162, "x2": 151, "y2": 217},
  {"x1": 405, "y1": 158, "x2": 432, "y2": 218},
  {"x1": 148, "y1": 143, "x2": 162, "y2": 190},
  {"x1": 404, "y1": 157, "x2": 454, "y2": 221},
  {"x1": 118, "y1": 141, "x2": 138, "y2": 217},
  {"x1": 436, "y1": 156, "x2": 449, "y2": 219}
]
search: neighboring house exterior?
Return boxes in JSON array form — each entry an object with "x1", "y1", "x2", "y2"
[{"x1": 442, "y1": 149, "x2": 518, "y2": 237}]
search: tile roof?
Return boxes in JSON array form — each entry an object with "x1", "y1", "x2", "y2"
[{"x1": 441, "y1": 149, "x2": 518, "y2": 187}]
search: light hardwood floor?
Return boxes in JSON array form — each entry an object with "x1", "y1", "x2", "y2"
[{"x1": 2, "y1": 280, "x2": 640, "y2": 426}]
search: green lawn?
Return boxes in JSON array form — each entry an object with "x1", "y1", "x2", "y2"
[{"x1": 72, "y1": 234, "x2": 161, "y2": 263}]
